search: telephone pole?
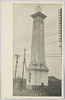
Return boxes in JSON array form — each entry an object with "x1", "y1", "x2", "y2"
[
  {"x1": 22, "y1": 48, "x2": 26, "y2": 89},
  {"x1": 58, "y1": 8, "x2": 62, "y2": 68},
  {"x1": 58, "y1": 8, "x2": 62, "y2": 49},
  {"x1": 15, "y1": 54, "x2": 20, "y2": 78}
]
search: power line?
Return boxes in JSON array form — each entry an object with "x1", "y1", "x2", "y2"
[
  {"x1": 45, "y1": 56, "x2": 61, "y2": 57},
  {"x1": 14, "y1": 40, "x2": 59, "y2": 52},
  {"x1": 14, "y1": 56, "x2": 61, "y2": 58},
  {"x1": 45, "y1": 53, "x2": 61, "y2": 55},
  {"x1": 14, "y1": 31, "x2": 58, "y2": 43},
  {"x1": 45, "y1": 29, "x2": 58, "y2": 34},
  {"x1": 14, "y1": 40, "x2": 59, "y2": 49},
  {"x1": 44, "y1": 23, "x2": 58, "y2": 29},
  {"x1": 14, "y1": 53, "x2": 61, "y2": 55},
  {"x1": 14, "y1": 55, "x2": 61, "y2": 58},
  {"x1": 13, "y1": 53, "x2": 61, "y2": 58},
  {"x1": 45, "y1": 32, "x2": 58, "y2": 37},
  {"x1": 14, "y1": 29, "x2": 58, "y2": 41},
  {"x1": 46, "y1": 40, "x2": 58, "y2": 45},
  {"x1": 14, "y1": 41, "x2": 58, "y2": 48},
  {"x1": 14, "y1": 35, "x2": 58, "y2": 46},
  {"x1": 45, "y1": 21, "x2": 58, "y2": 26}
]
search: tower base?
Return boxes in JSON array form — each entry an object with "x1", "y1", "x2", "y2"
[{"x1": 26, "y1": 64, "x2": 49, "y2": 86}]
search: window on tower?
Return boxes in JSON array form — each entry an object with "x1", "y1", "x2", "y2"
[{"x1": 29, "y1": 72, "x2": 31, "y2": 82}]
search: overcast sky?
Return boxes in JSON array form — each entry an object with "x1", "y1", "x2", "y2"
[{"x1": 13, "y1": 4, "x2": 62, "y2": 79}]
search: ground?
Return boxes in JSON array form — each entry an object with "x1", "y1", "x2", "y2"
[{"x1": 13, "y1": 76, "x2": 61, "y2": 96}]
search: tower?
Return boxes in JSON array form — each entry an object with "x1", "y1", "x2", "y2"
[
  {"x1": 27, "y1": 6, "x2": 49, "y2": 87},
  {"x1": 30, "y1": 6, "x2": 46, "y2": 66}
]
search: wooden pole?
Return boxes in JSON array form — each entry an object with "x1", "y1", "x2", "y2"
[
  {"x1": 15, "y1": 54, "x2": 20, "y2": 78},
  {"x1": 22, "y1": 48, "x2": 26, "y2": 89}
]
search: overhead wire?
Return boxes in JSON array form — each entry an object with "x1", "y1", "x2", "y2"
[
  {"x1": 13, "y1": 52, "x2": 61, "y2": 58},
  {"x1": 45, "y1": 22, "x2": 58, "y2": 28},
  {"x1": 14, "y1": 29, "x2": 59, "y2": 41},
  {"x1": 14, "y1": 32, "x2": 58, "y2": 43}
]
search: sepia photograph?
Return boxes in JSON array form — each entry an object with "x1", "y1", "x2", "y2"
[
  {"x1": 1, "y1": 1, "x2": 64, "y2": 99},
  {"x1": 13, "y1": 3, "x2": 63, "y2": 97}
]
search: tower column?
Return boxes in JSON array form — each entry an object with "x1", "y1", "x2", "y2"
[{"x1": 30, "y1": 11, "x2": 47, "y2": 66}]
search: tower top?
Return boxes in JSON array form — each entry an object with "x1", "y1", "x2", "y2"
[
  {"x1": 35, "y1": 6, "x2": 42, "y2": 12},
  {"x1": 31, "y1": 11, "x2": 47, "y2": 19},
  {"x1": 31, "y1": 6, "x2": 47, "y2": 19}
]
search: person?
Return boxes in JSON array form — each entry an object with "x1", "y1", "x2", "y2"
[{"x1": 41, "y1": 82, "x2": 44, "y2": 90}]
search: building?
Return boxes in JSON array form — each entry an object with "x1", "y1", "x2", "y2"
[{"x1": 26, "y1": 6, "x2": 49, "y2": 88}]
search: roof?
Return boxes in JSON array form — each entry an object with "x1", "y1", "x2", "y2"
[{"x1": 31, "y1": 11, "x2": 47, "y2": 19}]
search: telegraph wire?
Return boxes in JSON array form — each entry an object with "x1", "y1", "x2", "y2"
[
  {"x1": 14, "y1": 52, "x2": 61, "y2": 55},
  {"x1": 45, "y1": 56, "x2": 61, "y2": 57},
  {"x1": 14, "y1": 55, "x2": 61, "y2": 58},
  {"x1": 46, "y1": 40, "x2": 58, "y2": 45},
  {"x1": 14, "y1": 32, "x2": 58, "y2": 45},
  {"x1": 14, "y1": 29, "x2": 58, "y2": 41},
  {"x1": 14, "y1": 56, "x2": 61, "y2": 58},
  {"x1": 45, "y1": 23, "x2": 58, "y2": 29},
  {"x1": 14, "y1": 41, "x2": 58, "y2": 48},
  {"x1": 45, "y1": 21, "x2": 58, "y2": 26},
  {"x1": 14, "y1": 40, "x2": 59, "y2": 50},
  {"x1": 45, "y1": 29, "x2": 58, "y2": 34},
  {"x1": 15, "y1": 40, "x2": 59, "y2": 45},
  {"x1": 14, "y1": 39, "x2": 58, "y2": 46},
  {"x1": 45, "y1": 32, "x2": 58, "y2": 37},
  {"x1": 14, "y1": 31, "x2": 58, "y2": 42},
  {"x1": 13, "y1": 52, "x2": 61, "y2": 58}
]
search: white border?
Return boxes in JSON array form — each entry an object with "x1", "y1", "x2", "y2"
[{"x1": 1, "y1": 1, "x2": 64, "y2": 99}]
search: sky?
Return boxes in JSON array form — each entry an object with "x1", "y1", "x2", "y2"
[{"x1": 13, "y1": 3, "x2": 62, "y2": 79}]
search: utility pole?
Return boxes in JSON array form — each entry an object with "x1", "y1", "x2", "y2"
[
  {"x1": 58, "y1": 8, "x2": 62, "y2": 68},
  {"x1": 24, "y1": 48, "x2": 27, "y2": 70},
  {"x1": 22, "y1": 48, "x2": 26, "y2": 89},
  {"x1": 58, "y1": 8, "x2": 62, "y2": 49},
  {"x1": 15, "y1": 54, "x2": 20, "y2": 78}
]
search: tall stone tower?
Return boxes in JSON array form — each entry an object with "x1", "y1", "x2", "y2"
[{"x1": 27, "y1": 6, "x2": 49, "y2": 87}]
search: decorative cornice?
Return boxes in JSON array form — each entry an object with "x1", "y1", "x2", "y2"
[{"x1": 31, "y1": 11, "x2": 47, "y2": 19}]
